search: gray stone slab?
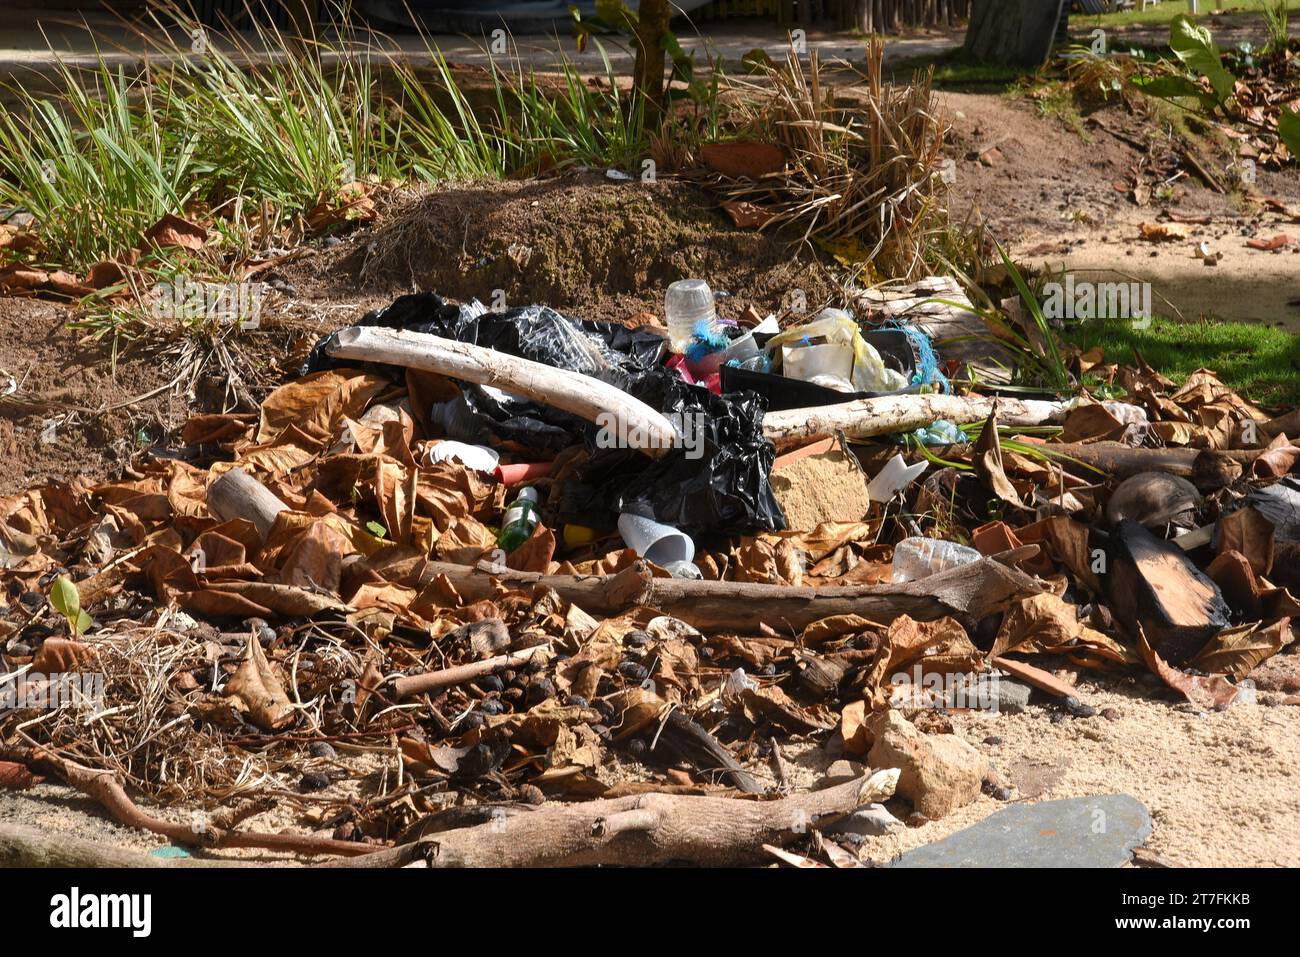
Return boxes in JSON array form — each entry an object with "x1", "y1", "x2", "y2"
[{"x1": 890, "y1": 794, "x2": 1152, "y2": 868}]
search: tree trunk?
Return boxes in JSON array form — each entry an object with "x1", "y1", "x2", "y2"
[
  {"x1": 964, "y1": 0, "x2": 1066, "y2": 66},
  {"x1": 633, "y1": 0, "x2": 672, "y2": 131}
]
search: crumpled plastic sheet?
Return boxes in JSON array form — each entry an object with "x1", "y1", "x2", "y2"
[{"x1": 304, "y1": 292, "x2": 786, "y2": 534}]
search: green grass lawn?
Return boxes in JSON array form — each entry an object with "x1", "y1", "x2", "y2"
[
  {"x1": 1082, "y1": 0, "x2": 1300, "y2": 29},
  {"x1": 1067, "y1": 316, "x2": 1300, "y2": 407}
]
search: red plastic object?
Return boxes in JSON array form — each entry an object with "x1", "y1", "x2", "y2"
[{"x1": 494, "y1": 461, "x2": 553, "y2": 485}]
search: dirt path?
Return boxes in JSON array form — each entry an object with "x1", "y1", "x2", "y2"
[{"x1": 940, "y1": 90, "x2": 1300, "y2": 330}]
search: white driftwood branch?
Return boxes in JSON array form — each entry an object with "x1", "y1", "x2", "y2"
[
  {"x1": 327, "y1": 327, "x2": 679, "y2": 458},
  {"x1": 762, "y1": 394, "x2": 1065, "y2": 448}
]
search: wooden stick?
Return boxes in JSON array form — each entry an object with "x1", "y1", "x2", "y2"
[
  {"x1": 207, "y1": 466, "x2": 289, "y2": 540},
  {"x1": 413, "y1": 556, "x2": 1042, "y2": 632},
  {"x1": 391, "y1": 645, "x2": 552, "y2": 699},
  {"x1": 762, "y1": 393, "x2": 1065, "y2": 448},
  {"x1": 326, "y1": 326, "x2": 680, "y2": 458},
  {"x1": 408, "y1": 770, "x2": 899, "y2": 867}
]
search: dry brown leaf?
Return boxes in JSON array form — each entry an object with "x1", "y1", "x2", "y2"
[
  {"x1": 141, "y1": 212, "x2": 207, "y2": 250},
  {"x1": 1136, "y1": 626, "x2": 1238, "y2": 710},
  {"x1": 225, "y1": 636, "x2": 295, "y2": 731},
  {"x1": 1188, "y1": 618, "x2": 1292, "y2": 680}
]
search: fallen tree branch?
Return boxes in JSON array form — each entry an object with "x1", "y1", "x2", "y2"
[
  {"x1": 411, "y1": 555, "x2": 1042, "y2": 631},
  {"x1": 762, "y1": 393, "x2": 1065, "y2": 448},
  {"x1": 6, "y1": 747, "x2": 372, "y2": 859},
  {"x1": 408, "y1": 770, "x2": 899, "y2": 867},
  {"x1": 326, "y1": 326, "x2": 679, "y2": 458},
  {"x1": 1041, "y1": 441, "x2": 1262, "y2": 479},
  {"x1": 0, "y1": 824, "x2": 241, "y2": 868}
]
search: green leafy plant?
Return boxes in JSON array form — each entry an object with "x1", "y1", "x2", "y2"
[
  {"x1": 1128, "y1": 13, "x2": 1300, "y2": 159},
  {"x1": 50, "y1": 574, "x2": 92, "y2": 637}
]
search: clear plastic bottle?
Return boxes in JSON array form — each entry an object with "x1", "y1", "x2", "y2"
[
  {"x1": 497, "y1": 487, "x2": 539, "y2": 553},
  {"x1": 890, "y1": 537, "x2": 982, "y2": 583},
  {"x1": 664, "y1": 279, "x2": 717, "y2": 354}
]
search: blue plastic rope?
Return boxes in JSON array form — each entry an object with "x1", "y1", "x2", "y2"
[{"x1": 878, "y1": 319, "x2": 949, "y2": 394}]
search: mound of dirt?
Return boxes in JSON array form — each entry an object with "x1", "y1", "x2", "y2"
[{"x1": 356, "y1": 173, "x2": 840, "y2": 320}]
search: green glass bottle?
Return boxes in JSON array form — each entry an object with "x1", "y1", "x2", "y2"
[{"x1": 497, "y1": 487, "x2": 539, "y2": 552}]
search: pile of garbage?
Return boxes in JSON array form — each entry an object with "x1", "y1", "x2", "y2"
[{"x1": 1, "y1": 277, "x2": 1297, "y2": 866}]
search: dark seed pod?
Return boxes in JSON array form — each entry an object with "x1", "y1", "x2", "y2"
[
  {"x1": 624, "y1": 630, "x2": 652, "y2": 647},
  {"x1": 626, "y1": 737, "x2": 647, "y2": 757},
  {"x1": 476, "y1": 675, "x2": 504, "y2": 694},
  {"x1": 518, "y1": 784, "x2": 545, "y2": 806},
  {"x1": 308, "y1": 741, "x2": 337, "y2": 759},
  {"x1": 299, "y1": 771, "x2": 331, "y2": 792},
  {"x1": 479, "y1": 697, "x2": 506, "y2": 716},
  {"x1": 460, "y1": 711, "x2": 485, "y2": 730},
  {"x1": 525, "y1": 678, "x2": 556, "y2": 707},
  {"x1": 617, "y1": 661, "x2": 649, "y2": 683},
  {"x1": 567, "y1": 695, "x2": 589, "y2": 709}
]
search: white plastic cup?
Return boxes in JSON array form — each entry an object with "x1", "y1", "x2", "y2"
[
  {"x1": 665, "y1": 279, "x2": 717, "y2": 354},
  {"x1": 618, "y1": 513, "x2": 696, "y2": 567}
]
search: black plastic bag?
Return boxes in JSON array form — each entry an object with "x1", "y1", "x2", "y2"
[{"x1": 302, "y1": 292, "x2": 785, "y2": 534}]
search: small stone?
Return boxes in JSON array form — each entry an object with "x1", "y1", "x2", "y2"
[
  {"x1": 821, "y1": 759, "x2": 865, "y2": 787},
  {"x1": 1062, "y1": 696, "x2": 1097, "y2": 718},
  {"x1": 479, "y1": 697, "x2": 505, "y2": 715},
  {"x1": 624, "y1": 630, "x2": 651, "y2": 647},
  {"x1": 982, "y1": 735, "x2": 1002, "y2": 746},
  {"x1": 567, "y1": 695, "x2": 589, "y2": 709},
  {"x1": 867, "y1": 710, "x2": 988, "y2": 820},
  {"x1": 988, "y1": 677, "x2": 1032, "y2": 714},
  {"x1": 823, "y1": 803, "x2": 905, "y2": 837},
  {"x1": 1101, "y1": 708, "x2": 1121, "y2": 722},
  {"x1": 308, "y1": 741, "x2": 337, "y2": 759}
]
